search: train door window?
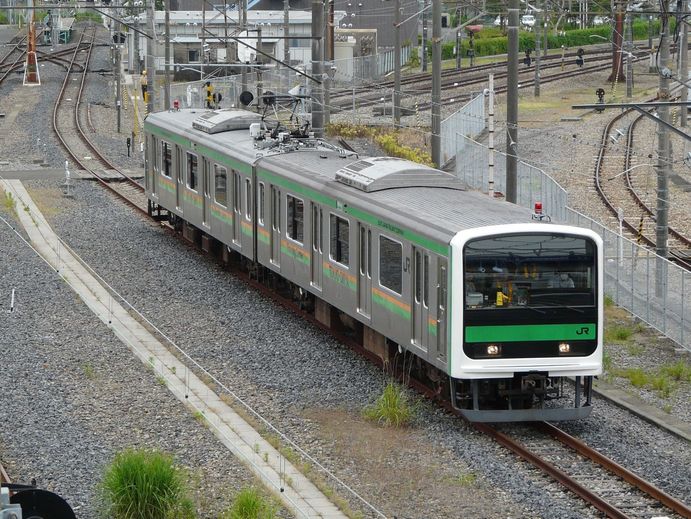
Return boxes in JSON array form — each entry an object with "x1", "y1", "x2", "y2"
[
  {"x1": 423, "y1": 254, "x2": 430, "y2": 307},
  {"x1": 258, "y1": 182, "x2": 265, "y2": 225},
  {"x1": 186, "y1": 152, "x2": 198, "y2": 191},
  {"x1": 245, "y1": 178, "x2": 252, "y2": 220},
  {"x1": 214, "y1": 164, "x2": 227, "y2": 207},
  {"x1": 233, "y1": 171, "x2": 241, "y2": 212},
  {"x1": 414, "y1": 250, "x2": 422, "y2": 303},
  {"x1": 379, "y1": 235, "x2": 402, "y2": 295},
  {"x1": 329, "y1": 214, "x2": 349, "y2": 266},
  {"x1": 286, "y1": 194, "x2": 304, "y2": 244},
  {"x1": 161, "y1": 141, "x2": 172, "y2": 178},
  {"x1": 271, "y1": 186, "x2": 280, "y2": 231}
]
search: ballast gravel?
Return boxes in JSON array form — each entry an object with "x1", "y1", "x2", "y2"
[{"x1": 1, "y1": 21, "x2": 690, "y2": 519}]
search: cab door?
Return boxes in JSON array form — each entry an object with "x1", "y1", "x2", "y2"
[
  {"x1": 435, "y1": 259, "x2": 448, "y2": 361},
  {"x1": 310, "y1": 202, "x2": 323, "y2": 289},
  {"x1": 357, "y1": 223, "x2": 372, "y2": 318},
  {"x1": 412, "y1": 247, "x2": 430, "y2": 351}
]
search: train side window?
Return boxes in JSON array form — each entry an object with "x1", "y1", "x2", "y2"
[
  {"x1": 245, "y1": 178, "x2": 252, "y2": 220},
  {"x1": 379, "y1": 235, "x2": 403, "y2": 295},
  {"x1": 161, "y1": 141, "x2": 172, "y2": 178},
  {"x1": 414, "y1": 250, "x2": 422, "y2": 303},
  {"x1": 186, "y1": 152, "x2": 198, "y2": 191},
  {"x1": 214, "y1": 164, "x2": 227, "y2": 206},
  {"x1": 329, "y1": 214, "x2": 349, "y2": 266},
  {"x1": 258, "y1": 182, "x2": 265, "y2": 225},
  {"x1": 286, "y1": 194, "x2": 304, "y2": 244}
]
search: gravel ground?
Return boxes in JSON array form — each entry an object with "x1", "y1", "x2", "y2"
[{"x1": 1, "y1": 22, "x2": 690, "y2": 519}]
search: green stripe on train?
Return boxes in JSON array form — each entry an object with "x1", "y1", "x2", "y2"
[{"x1": 465, "y1": 323, "x2": 597, "y2": 342}]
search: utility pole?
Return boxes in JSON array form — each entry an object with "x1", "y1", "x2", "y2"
[
  {"x1": 455, "y1": 28, "x2": 461, "y2": 70},
  {"x1": 311, "y1": 0, "x2": 324, "y2": 137},
  {"x1": 625, "y1": 13, "x2": 632, "y2": 98},
  {"x1": 146, "y1": 0, "x2": 154, "y2": 113},
  {"x1": 681, "y1": 4, "x2": 688, "y2": 127},
  {"x1": 609, "y1": 1, "x2": 625, "y2": 82},
  {"x1": 284, "y1": 0, "x2": 290, "y2": 94},
  {"x1": 394, "y1": 0, "x2": 401, "y2": 127},
  {"x1": 257, "y1": 26, "x2": 263, "y2": 111},
  {"x1": 164, "y1": 0, "x2": 170, "y2": 110},
  {"x1": 323, "y1": 0, "x2": 333, "y2": 126},
  {"x1": 656, "y1": 2, "x2": 671, "y2": 294},
  {"x1": 134, "y1": 15, "x2": 140, "y2": 73},
  {"x1": 534, "y1": 3, "x2": 540, "y2": 97},
  {"x1": 488, "y1": 73, "x2": 495, "y2": 197},
  {"x1": 421, "y1": 0, "x2": 428, "y2": 72},
  {"x1": 240, "y1": 0, "x2": 247, "y2": 101},
  {"x1": 116, "y1": 45, "x2": 121, "y2": 132},
  {"x1": 224, "y1": 0, "x2": 230, "y2": 89},
  {"x1": 506, "y1": 0, "x2": 518, "y2": 202},
  {"x1": 431, "y1": 0, "x2": 441, "y2": 166}
]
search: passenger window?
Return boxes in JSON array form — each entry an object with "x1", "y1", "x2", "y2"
[
  {"x1": 380, "y1": 235, "x2": 402, "y2": 294},
  {"x1": 186, "y1": 152, "x2": 198, "y2": 191},
  {"x1": 329, "y1": 214, "x2": 349, "y2": 266},
  {"x1": 423, "y1": 254, "x2": 429, "y2": 307},
  {"x1": 258, "y1": 182, "x2": 265, "y2": 225},
  {"x1": 214, "y1": 164, "x2": 227, "y2": 206},
  {"x1": 287, "y1": 194, "x2": 304, "y2": 244},
  {"x1": 161, "y1": 141, "x2": 172, "y2": 178},
  {"x1": 245, "y1": 178, "x2": 252, "y2": 220}
]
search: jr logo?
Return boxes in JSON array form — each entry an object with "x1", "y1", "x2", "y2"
[{"x1": 576, "y1": 326, "x2": 590, "y2": 336}]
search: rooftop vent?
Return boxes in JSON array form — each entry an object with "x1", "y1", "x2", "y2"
[{"x1": 192, "y1": 109, "x2": 262, "y2": 134}]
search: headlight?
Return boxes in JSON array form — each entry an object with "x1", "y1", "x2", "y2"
[
  {"x1": 558, "y1": 342, "x2": 571, "y2": 353},
  {"x1": 486, "y1": 344, "x2": 501, "y2": 356}
]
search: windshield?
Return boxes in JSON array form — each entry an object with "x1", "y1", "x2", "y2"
[{"x1": 463, "y1": 233, "x2": 596, "y2": 310}]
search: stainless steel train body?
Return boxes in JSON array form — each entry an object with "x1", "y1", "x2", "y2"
[{"x1": 144, "y1": 109, "x2": 603, "y2": 422}]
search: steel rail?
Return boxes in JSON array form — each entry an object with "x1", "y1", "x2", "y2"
[
  {"x1": 536, "y1": 421, "x2": 691, "y2": 518},
  {"x1": 594, "y1": 99, "x2": 691, "y2": 271},
  {"x1": 51, "y1": 26, "x2": 147, "y2": 216}
]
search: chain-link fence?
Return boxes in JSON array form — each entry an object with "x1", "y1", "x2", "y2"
[
  {"x1": 455, "y1": 136, "x2": 690, "y2": 351},
  {"x1": 440, "y1": 93, "x2": 485, "y2": 167}
]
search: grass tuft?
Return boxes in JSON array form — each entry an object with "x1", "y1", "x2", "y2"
[
  {"x1": 220, "y1": 487, "x2": 275, "y2": 519},
  {"x1": 363, "y1": 381, "x2": 415, "y2": 427},
  {"x1": 604, "y1": 325, "x2": 634, "y2": 343},
  {"x1": 100, "y1": 448, "x2": 194, "y2": 519},
  {"x1": 660, "y1": 360, "x2": 691, "y2": 382}
]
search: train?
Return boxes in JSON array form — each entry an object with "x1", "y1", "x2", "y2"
[{"x1": 143, "y1": 108, "x2": 603, "y2": 422}]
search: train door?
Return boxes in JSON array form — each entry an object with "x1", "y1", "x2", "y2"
[
  {"x1": 175, "y1": 145, "x2": 183, "y2": 209},
  {"x1": 270, "y1": 185, "x2": 281, "y2": 266},
  {"x1": 357, "y1": 223, "x2": 372, "y2": 318},
  {"x1": 310, "y1": 202, "x2": 323, "y2": 289},
  {"x1": 412, "y1": 247, "x2": 430, "y2": 351},
  {"x1": 435, "y1": 259, "x2": 448, "y2": 361},
  {"x1": 232, "y1": 170, "x2": 241, "y2": 244},
  {"x1": 202, "y1": 157, "x2": 211, "y2": 227}
]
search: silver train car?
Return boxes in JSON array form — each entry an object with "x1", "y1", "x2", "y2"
[{"x1": 144, "y1": 108, "x2": 603, "y2": 422}]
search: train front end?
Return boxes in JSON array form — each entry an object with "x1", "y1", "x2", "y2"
[{"x1": 448, "y1": 224, "x2": 603, "y2": 422}]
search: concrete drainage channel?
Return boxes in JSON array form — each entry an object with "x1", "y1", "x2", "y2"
[{"x1": 1, "y1": 178, "x2": 385, "y2": 519}]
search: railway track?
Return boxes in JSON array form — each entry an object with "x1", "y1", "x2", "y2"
[
  {"x1": 332, "y1": 50, "x2": 648, "y2": 113},
  {"x1": 593, "y1": 102, "x2": 691, "y2": 270},
  {"x1": 52, "y1": 25, "x2": 149, "y2": 216}
]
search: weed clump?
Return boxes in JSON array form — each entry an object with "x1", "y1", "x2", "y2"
[
  {"x1": 100, "y1": 448, "x2": 194, "y2": 519},
  {"x1": 363, "y1": 381, "x2": 415, "y2": 427},
  {"x1": 220, "y1": 487, "x2": 276, "y2": 519}
]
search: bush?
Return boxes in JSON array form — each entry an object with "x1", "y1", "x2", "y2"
[
  {"x1": 221, "y1": 487, "x2": 276, "y2": 519},
  {"x1": 363, "y1": 380, "x2": 415, "y2": 427},
  {"x1": 100, "y1": 448, "x2": 194, "y2": 519}
]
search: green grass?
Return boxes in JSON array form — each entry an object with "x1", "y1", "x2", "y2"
[
  {"x1": 650, "y1": 374, "x2": 675, "y2": 398},
  {"x1": 363, "y1": 381, "x2": 415, "y2": 427},
  {"x1": 602, "y1": 351, "x2": 612, "y2": 373},
  {"x1": 220, "y1": 487, "x2": 276, "y2": 519},
  {"x1": 604, "y1": 325, "x2": 634, "y2": 343},
  {"x1": 615, "y1": 367, "x2": 649, "y2": 388},
  {"x1": 455, "y1": 473, "x2": 477, "y2": 486},
  {"x1": 660, "y1": 360, "x2": 691, "y2": 382},
  {"x1": 100, "y1": 448, "x2": 194, "y2": 519},
  {"x1": 82, "y1": 363, "x2": 95, "y2": 379}
]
